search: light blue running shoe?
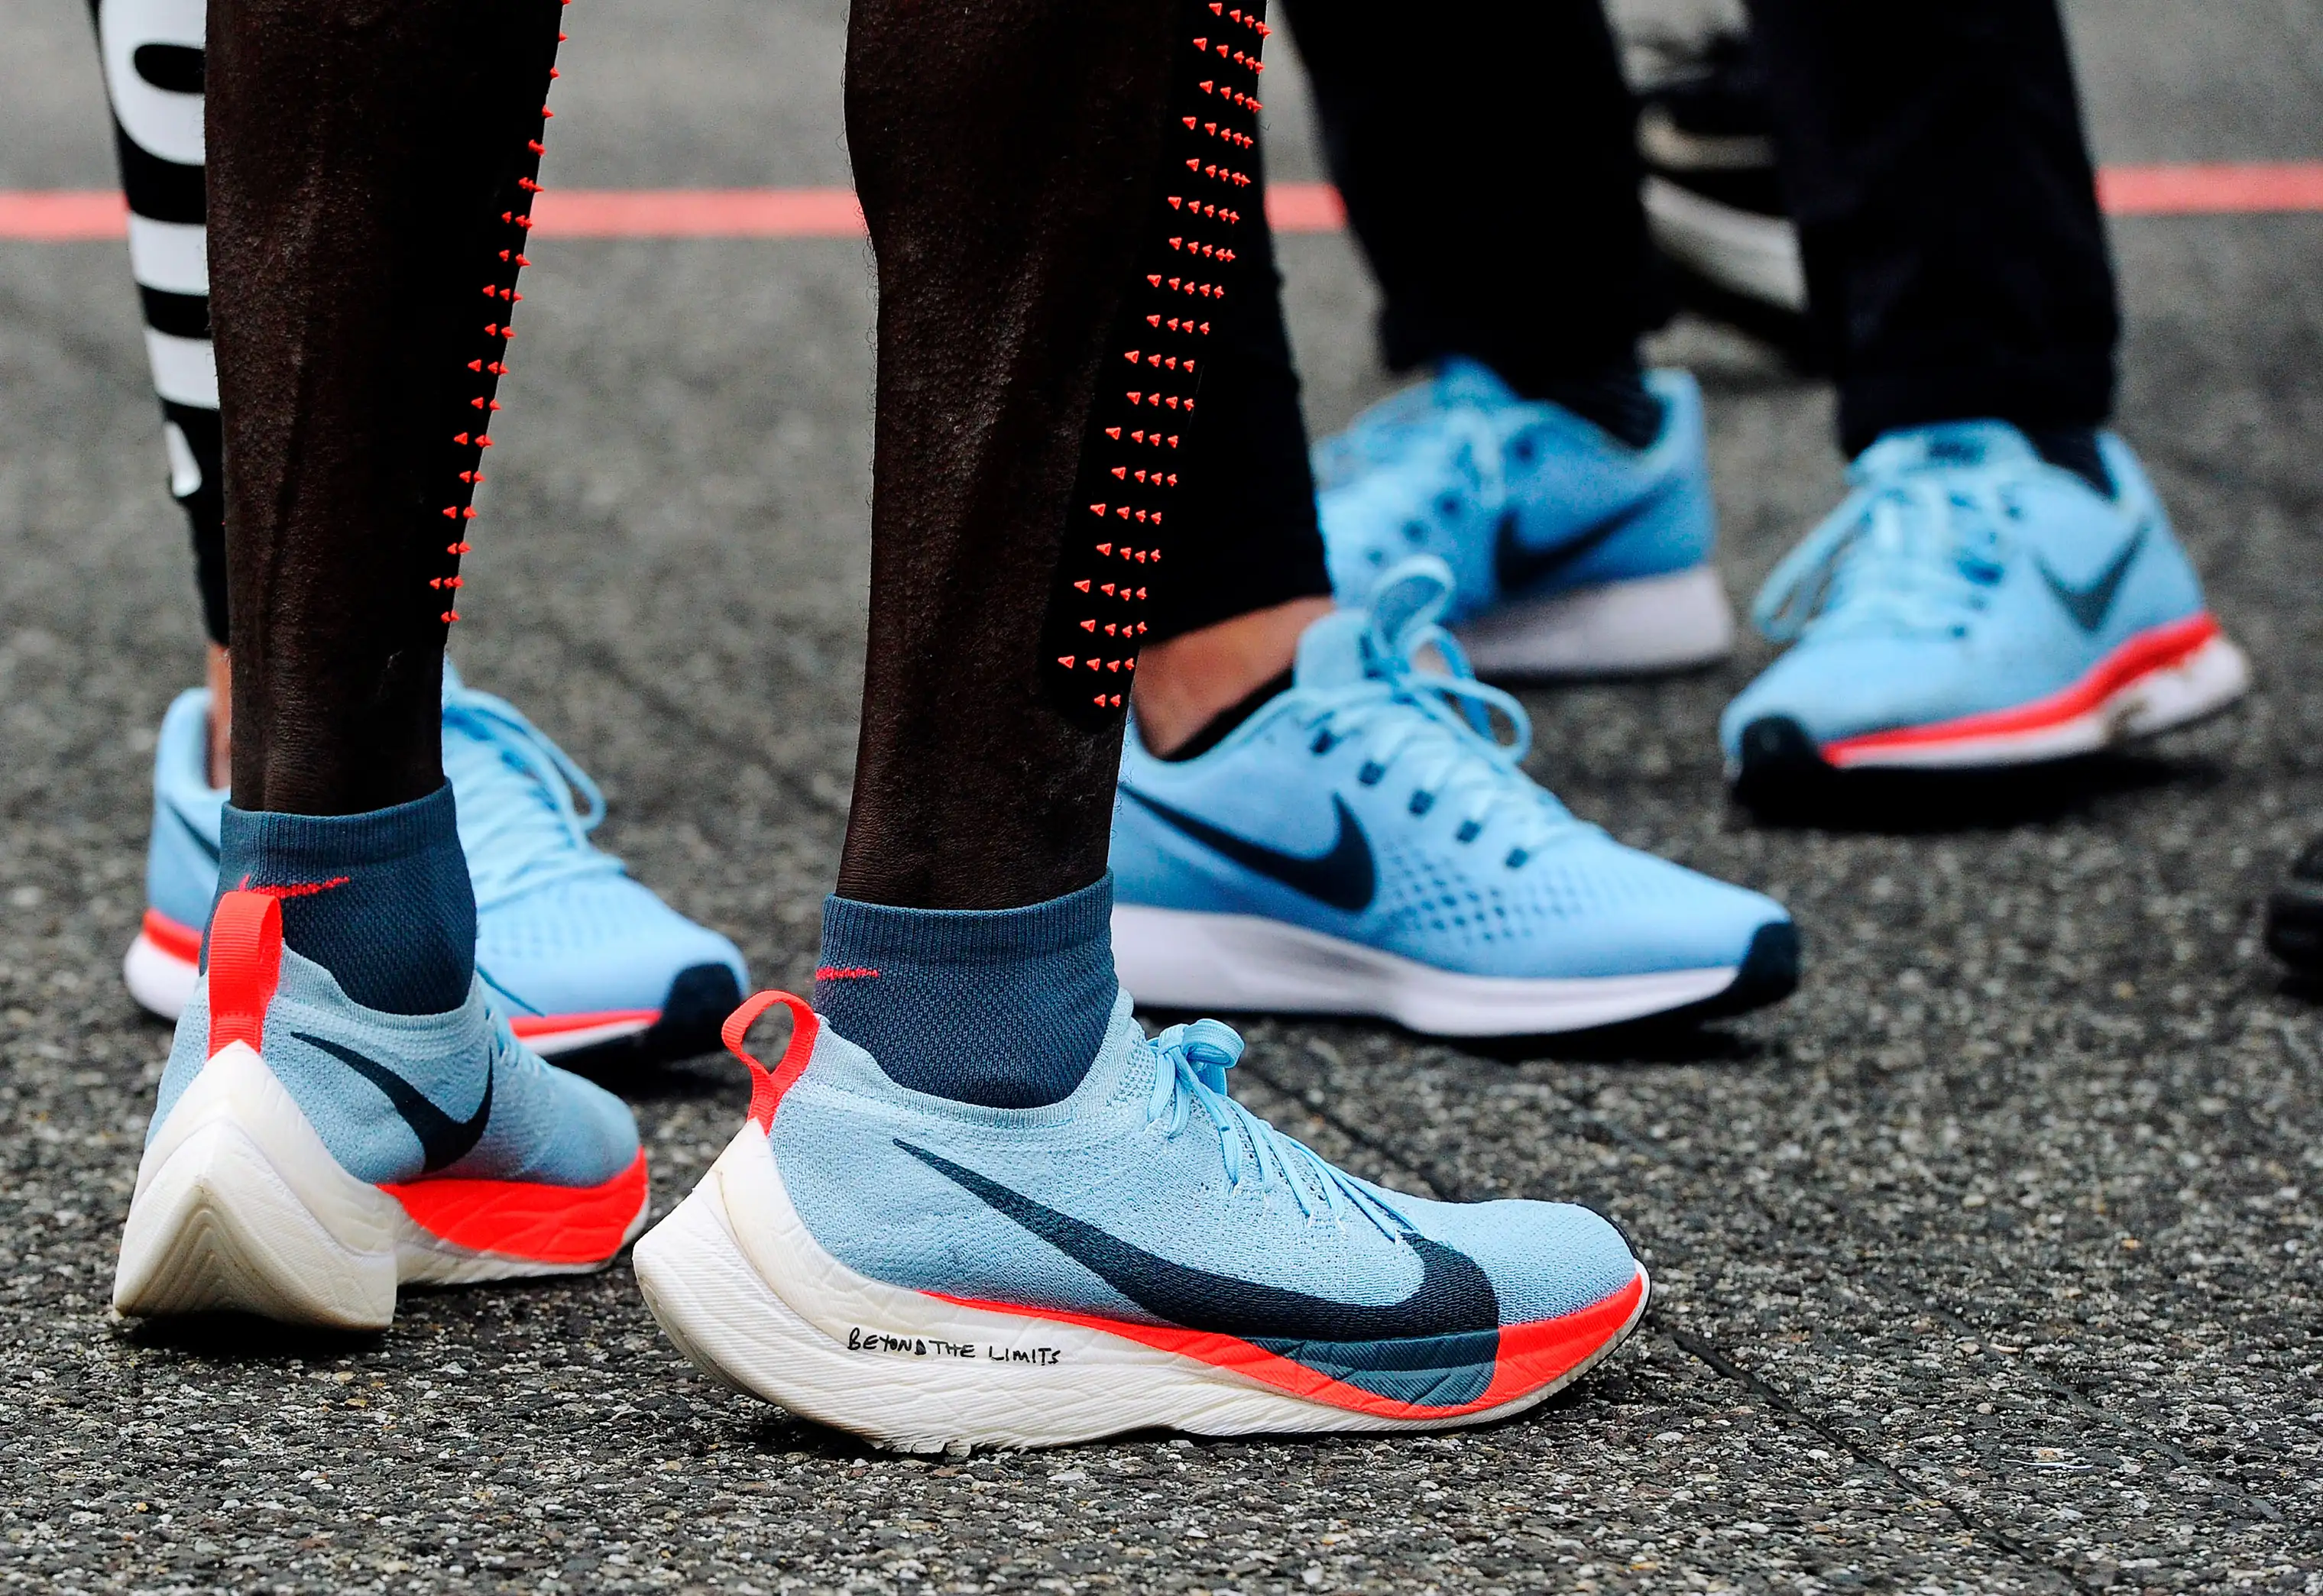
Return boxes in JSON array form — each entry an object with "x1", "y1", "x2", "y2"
[
  {"x1": 1316, "y1": 359, "x2": 1734, "y2": 678},
  {"x1": 115, "y1": 889, "x2": 649, "y2": 1329},
  {"x1": 633, "y1": 989, "x2": 1650, "y2": 1450},
  {"x1": 1109, "y1": 558, "x2": 1796, "y2": 1034},
  {"x1": 125, "y1": 668, "x2": 747, "y2": 1060},
  {"x1": 1720, "y1": 422, "x2": 2250, "y2": 785}
]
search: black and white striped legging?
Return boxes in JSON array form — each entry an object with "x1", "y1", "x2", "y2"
[{"x1": 91, "y1": 0, "x2": 228, "y2": 645}]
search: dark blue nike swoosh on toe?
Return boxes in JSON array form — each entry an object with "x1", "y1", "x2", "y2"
[
  {"x1": 171, "y1": 807, "x2": 220, "y2": 866},
  {"x1": 295, "y1": 1031, "x2": 493, "y2": 1173},
  {"x1": 2036, "y1": 523, "x2": 2147, "y2": 632},
  {"x1": 896, "y1": 1141, "x2": 1499, "y2": 1343},
  {"x1": 1491, "y1": 500, "x2": 1648, "y2": 594},
  {"x1": 1119, "y1": 789, "x2": 1375, "y2": 913}
]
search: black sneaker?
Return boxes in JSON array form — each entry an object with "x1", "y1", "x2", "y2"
[
  {"x1": 2266, "y1": 834, "x2": 2323, "y2": 975},
  {"x1": 1635, "y1": 31, "x2": 1811, "y2": 357}
]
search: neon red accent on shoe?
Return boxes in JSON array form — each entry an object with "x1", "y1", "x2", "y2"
[
  {"x1": 812, "y1": 966, "x2": 880, "y2": 981},
  {"x1": 205, "y1": 890, "x2": 283, "y2": 1057},
  {"x1": 141, "y1": 907, "x2": 202, "y2": 964},
  {"x1": 1058, "y1": 656, "x2": 1076, "y2": 669},
  {"x1": 1097, "y1": 543, "x2": 1113, "y2": 554},
  {"x1": 930, "y1": 1271, "x2": 1644, "y2": 1423},
  {"x1": 381, "y1": 1151, "x2": 646, "y2": 1266},
  {"x1": 508, "y1": 1008, "x2": 660, "y2": 1043},
  {"x1": 722, "y1": 990, "x2": 821, "y2": 1130},
  {"x1": 1820, "y1": 613, "x2": 2223, "y2": 764}
]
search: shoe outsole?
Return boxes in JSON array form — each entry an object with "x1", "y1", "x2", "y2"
[
  {"x1": 1456, "y1": 565, "x2": 1737, "y2": 681},
  {"x1": 1666, "y1": 921, "x2": 1801, "y2": 1023},
  {"x1": 1112, "y1": 904, "x2": 1777, "y2": 1036},
  {"x1": 124, "y1": 918, "x2": 740, "y2": 1066},
  {"x1": 2266, "y1": 882, "x2": 2323, "y2": 975},
  {"x1": 635, "y1": 1121, "x2": 1652, "y2": 1452},
  {"x1": 114, "y1": 1041, "x2": 649, "y2": 1329},
  {"x1": 1732, "y1": 621, "x2": 2250, "y2": 796}
]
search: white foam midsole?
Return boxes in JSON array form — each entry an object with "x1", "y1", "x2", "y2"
[
  {"x1": 1455, "y1": 564, "x2": 1736, "y2": 678},
  {"x1": 1829, "y1": 633, "x2": 2252, "y2": 769},
  {"x1": 633, "y1": 1122, "x2": 1647, "y2": 1452},
  {"x1": 115, "y1": 1042, "x2": 407, "y2": 1328},
  {"x1": 1111, "y1": 905, "x2": 1737, "y2": 1034},
  {"x1": 1644, "y1": 175, "x2": 1806, "y2": 312},
  {"x1": 123, "y1": 931, "x2": 199, "y2": 1023},
  {"x1": 115, "y1": 1038, "x2": 643, "y2": 1327}
]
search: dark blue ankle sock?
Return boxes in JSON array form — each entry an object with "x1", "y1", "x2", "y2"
[
  {"x1": 813, "y1": 876, "x2": 1117, "y2": 1109},
  {"x1": 212, "y1": 784, "x2": 476, "y2": 1015},
  {"x1": 1530, "y1": 364, "x2": 1664, "y2": 452}
]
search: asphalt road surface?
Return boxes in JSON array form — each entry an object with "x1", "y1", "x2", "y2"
[{"x1": 3, "y1": 0, "x2": 2321, "y2": 1591}]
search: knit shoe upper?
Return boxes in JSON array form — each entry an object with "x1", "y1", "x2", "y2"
[
  {"x1": 1719, "y1": 422, "x2": 2244, "y2": 776},
  {"x1": 1110, "y1": 558, "x2": 1793, "y2": 1032},
  {"x1": 1315, "y1": 361, "x2": 1716, "y2": 620},
  {"x1": 116, "y1": 890, "x2": 649, "y2": 1328},
  {"x1": 630, "y1": 988, "x2": 1649, "y2": 1448},
  {"x1": 130, "y1": 669, "x2": 746, "y2": 1057}
]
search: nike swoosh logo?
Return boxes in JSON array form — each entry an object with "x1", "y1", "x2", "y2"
[
  {"x1": 2035, "y1": 523, "x2": 2146, "y2": 632},
  {"x1": 1491, "y1": 501, "x2": 1645, "y2": 596},
  {"x1": 171, "y1": 806, "x2": 220, "y2": 866},
  {"x1": 294, "y1": 1031, "x2": 493, "y2": 1173},
  {"x1": 1120, "y1": 788, "x2": 1375, "y2": 913},
  {"x1": 896, "y1": 1141, "x2": 1499, "y2": 1344}
]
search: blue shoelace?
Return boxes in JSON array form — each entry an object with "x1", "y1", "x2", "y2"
[
  {"x1": 439, "y1": 686, "x2": 627, "y2": 912},
  {"x1": 1145, "y1": 1018, "x2": 1405, "y2": 1235},
  {"x1": 1295, "y1": 558, "x2": 1589, "y2": 864},
  {"x1": 1753, "y1": 467, "x2": 2017, "y2": 646}
]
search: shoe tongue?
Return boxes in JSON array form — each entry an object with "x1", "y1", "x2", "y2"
[
  {"x1": 1293, "y1": 608, "x2": 1379, "y2": 692},
  {"x1": 1431, "y1": 356, "x2": 1518, "y2": 409},
  {"x1": 1854, "y1": 420, "x2": 2040, "y2": 481}
]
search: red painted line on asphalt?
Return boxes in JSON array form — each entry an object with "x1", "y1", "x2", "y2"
[
  {"x1": 2, "y1": 167, "x2": 2316, "y2": 241},
  {"x1": 2096, "y1": 162, "x2": 2323, "y2": 214}
]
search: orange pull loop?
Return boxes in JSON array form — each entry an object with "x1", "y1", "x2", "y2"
[
  {"x1": 206, "y1": 890, "x2": 284, "y2": 1057},
  {"x1": 722, "y1": 990, "x2": 821, "y2": 1129}
]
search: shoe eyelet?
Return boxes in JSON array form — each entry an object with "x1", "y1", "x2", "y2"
[
  {"x1": 1409, "y1": 791, "x2": 1435, "y2": 815},
  {"x1": 1356, "y1": 760, "x2": 1385, "y2": 786},
  {"x1": 1504, "y1": 847, "x2": 1528, "y2": 869},
  {"x1": 1403, "y1": 520, "x2": 1428, "y2": 543},
  {"x1": 1311, "y1": 730, "x2": 1336, "y2": 755},
  {"x1": 1455, "y1": 820, "x2": 1482, "y2": 843}
]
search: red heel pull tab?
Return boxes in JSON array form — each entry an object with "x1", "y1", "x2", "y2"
[
  {"x1": 206, "y1": 890, "x2": 284, "y2": 1058},
  {"x1": 722, "y1": 991, "x2": 821, "y2": 1130}
]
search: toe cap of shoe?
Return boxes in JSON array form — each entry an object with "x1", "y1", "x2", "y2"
[{"x1": 1403, "y1": 1195, "x2": 1642, "y2": 1326}]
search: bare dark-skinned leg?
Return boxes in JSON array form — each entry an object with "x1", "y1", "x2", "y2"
[
  {"x1": 837, "y1": 0, "x2": 1187, "y2": 910},
  {"x1": 209, "y1": 0, "x2": 561, "y2": 816}
]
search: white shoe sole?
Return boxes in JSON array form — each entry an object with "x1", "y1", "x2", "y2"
[
  {"x1": 1454, "y1": 564, "x2": 1736, "y2": 679},
  {"x1": 121, "y1": 925, "x2": 656, "y2": 1056},
  {"x1": 1819, "y1": 626, "x2": 2251, "y2": 772},
  {"x1": 1643, "y1": 176, "x2": 1806, "y2": 313},
  {"x1": 633, "y1": 1123, "x2": 1651, "y2": 1452},
  {"x1": 113, "y1": 1043, "x2": 648, "y2": 1329},
  {"x1": 1110, "y1": 905, "x2": 1740, "y2": 1035}
]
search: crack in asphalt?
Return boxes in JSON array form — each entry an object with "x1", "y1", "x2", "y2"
[{"x1": 1232, "y1": 1039, "x2": 2296, "y2": 1587}]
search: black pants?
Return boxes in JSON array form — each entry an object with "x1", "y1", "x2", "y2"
[
  {"x1": 1161, "y1": 0, "x2": 2124, "y2": 638},
  {"x1": 1278, "y1": 0, "x2": 2121, "y2": 455}
]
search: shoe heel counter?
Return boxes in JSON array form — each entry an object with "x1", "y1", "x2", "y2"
[
  {"x1": 206, "y1": 891, "x2": 284, "y2": 1057},
  {"x1": 721, "y1": 990, "x2": 821, "y2": 1132},
  {"x1": 144, "y1": 692, "x2": 223, "y2": 931}
]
